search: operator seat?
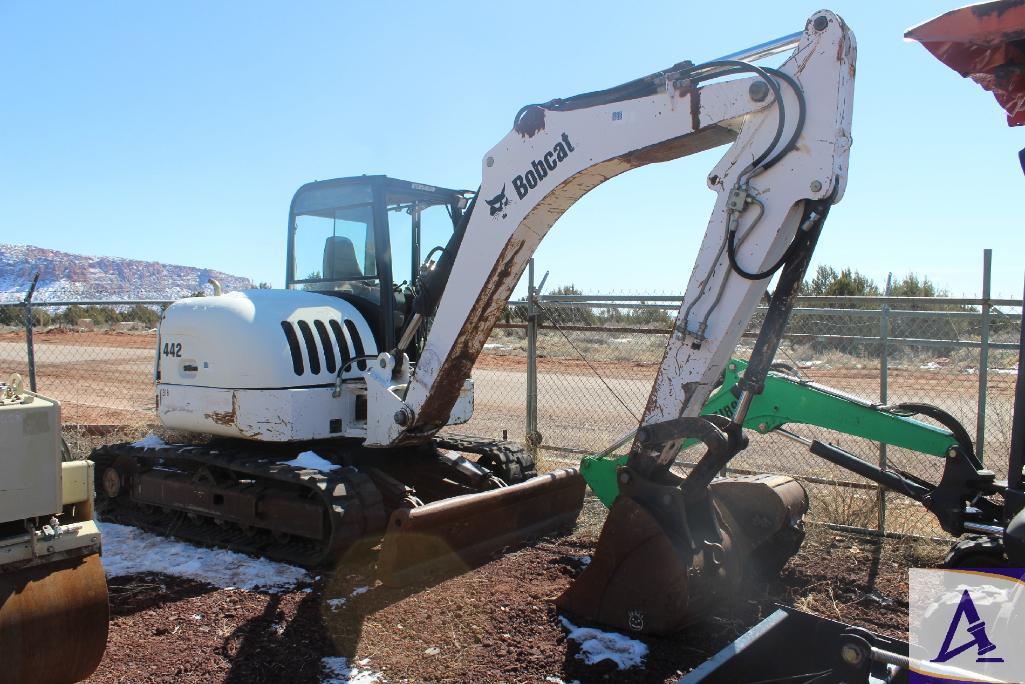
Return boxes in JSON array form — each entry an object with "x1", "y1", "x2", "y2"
[
  {"x1": 319, "y1": 235, "x2": 412, "y2": 357},
  {"x1": 323, "y1": 236, "x2": 363, "y2": 280}
]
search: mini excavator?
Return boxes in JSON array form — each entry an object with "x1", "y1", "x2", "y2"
[{"x1": 92, "y1": 10, "x2": 856, "y2": 631}]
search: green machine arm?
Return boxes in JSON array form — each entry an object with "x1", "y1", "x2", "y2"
[{"x1": 582, "y1": 358, "x2": 959, "y2": 508}]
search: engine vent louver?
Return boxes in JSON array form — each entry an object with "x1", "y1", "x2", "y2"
[
  {"x1": 313, "y1": 320, "x2": 337, "y2": 374},
  {"x1": 295, "y1": 320, "x2": 321, "y2": 375},
  {"x1": 280, "y1": 321, "x2": 305, "y2": 376},
  {"x1": 329, "y1": 319, "x2": 351, "y2": 369},
  {"x1": 344, "y1": 320, "x2": 368, "y2": 371},
  {"x1": 283, "y1": 317, "x2": 368, "y2": 378}
]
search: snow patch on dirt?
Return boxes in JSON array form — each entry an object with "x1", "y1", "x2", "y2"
[
  {"x1": 327, "y1": 598, "x2": 347, "y2": 611},
  {"x1": 559, "y1": 616, "x2": 648, "y2": 669},
  {"x1": 284, "y1": 450, "x2": 340, "y2": 472},
  {"x1": 322, "y1": 656, "x2": 385, "y2": 683},
  {"x1": 99, "y1": 521, "x2": 310, "y2": 592},
  {"x1": 131, "y1": 433, "x2": 169, "y2": 449}
]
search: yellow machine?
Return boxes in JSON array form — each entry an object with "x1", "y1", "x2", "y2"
[{"x1": 0, "y1": 375, "x2": 108, "y2": 684}]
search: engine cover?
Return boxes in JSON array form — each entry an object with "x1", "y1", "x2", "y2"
[{"x1": 156, "y1": 289, "x2": 379, "y2": 440}]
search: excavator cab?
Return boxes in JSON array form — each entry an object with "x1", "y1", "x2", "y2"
[{"x1": 286, "y1": 175, "x2": 470, "y2": 356}]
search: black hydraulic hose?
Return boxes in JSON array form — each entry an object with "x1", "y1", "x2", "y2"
[
  {"x1": 728, "y1": 198, "x2": 829, "y2": 282},
  {"x1": 409, "y1": 188, "x2": 480, "y2": 317},
  {"x1": 759, "y1": 67, "x2": 806, "y2": 170},
  {"x1": 689, "y1": 60, "x2": 785, "y2": 170},
  {"x1": 737, "y1": 202, "x2": 826, "y2": 395},
  {"x1": 891, "y1": 402, "x2": 980, "y2": 467},
  {"x1": 728, "y1": 221, "x2": 805, "y2": 282},
  {"x1": 515, "y1": 59, "x2": 791, "y2": 173},
  {"x1": 514, "y1": 58, "x2": 697, "y2": 124}
]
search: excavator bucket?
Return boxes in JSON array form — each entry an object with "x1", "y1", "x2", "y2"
[
  {"x1": 905, "y1": 0, "x2": 1025, "y2": 126},
  {"x1": 378, "y1": 468, "x2": 586, "y2": 586},
  {"x1": 0, "y1": 552, "x2": 110, "y2": 684},
  {"x1": 557, "y1": 471, "x2": 807, "y2": 635}
]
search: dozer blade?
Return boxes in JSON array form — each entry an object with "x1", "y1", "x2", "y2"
[
  {"x1": 378, "y1": 468, "x2": 586, "y2": 586},
  {"x1": 0, "y1": 552, "x2": 109, "y2": 684},
  {"x1": 557, "y1": 470, "x2": 807, "y2": 635}
]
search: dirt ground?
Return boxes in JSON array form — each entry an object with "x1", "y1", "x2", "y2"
[
  {"x1": 67, "y1": 428, "x2": 937, "y2": 684},
  {"x1": 85, "y1": 528, "x2": 929, "y2": 684},
  {"x1": 5, "y1": 330, "x2": 984, "y2": 680}
]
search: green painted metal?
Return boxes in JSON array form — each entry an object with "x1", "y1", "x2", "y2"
[{"x1": 580, "y1": 358, "x2": 959, "y2": 508}]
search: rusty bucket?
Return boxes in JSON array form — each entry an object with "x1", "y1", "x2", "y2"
[{"x1": 557, "y1": 472, "x2": 807, "y2": 635}]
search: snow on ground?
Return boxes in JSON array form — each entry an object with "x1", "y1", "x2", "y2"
[
  {"x1": 132, "y1": 433, "x2": 169, "y2": 449},
  {"x1": 350, "y1": 585, "x2": 371, "y2": 597},
  {"x1": 321, "y1": 656, "x2": 385, "y2": 683},
  {"x1": 284, "y1": 450, "x2": 341, "y2": 472},
  {"x1": 327, "y1": 598, "x2": 347, "y2": 611},
  {"x1": 99, "y1": 522, "x2": 310, "y2": 592},
  {"x1": 559, "y1": 616, "x2": 648, "y2": 670}
]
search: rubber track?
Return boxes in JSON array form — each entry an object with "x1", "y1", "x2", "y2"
[
  {"x1": 434, "y1": 434, "x2": 537, "y2": 483},
  {"x1": 91, "y1": 436, "x2": 537, "y2": 568},
  {"x1": 91, "y1": 442, "x2": 386, "y2": 567}
]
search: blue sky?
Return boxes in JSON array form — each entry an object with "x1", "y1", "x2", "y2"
[{"x1": 1, "y1": 2, "x2": 1021, "y2": 298}]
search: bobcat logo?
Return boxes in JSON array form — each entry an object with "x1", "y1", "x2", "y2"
[
  {"x1": 485, "y1": 184, "x2": 510, "y2": 218},
  {"x1": 628, "y1": 610, "x2": 645, "y2": 632}
]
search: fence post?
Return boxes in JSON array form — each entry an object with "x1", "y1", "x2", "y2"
[
  {"x1": 525, "y1": 259, "x2": 539, "y2": 456},
  {"x1": 878, "y1": 273, "x2": 892, "y2": 534},
  {"x1": 23, "y1": 273, "x2": 40, "y2": 392},
  {"x1": 977, "y1": 249, "x2": 992, "y2": 464}
]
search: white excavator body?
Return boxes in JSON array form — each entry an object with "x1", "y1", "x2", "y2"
[{"x1": 156, "y1": 288, "x2": 472, "y2": 441}]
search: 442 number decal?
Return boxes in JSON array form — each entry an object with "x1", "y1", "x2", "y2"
[{"x1": 162, "y1": 341, "x2": 182, "y2": 358}]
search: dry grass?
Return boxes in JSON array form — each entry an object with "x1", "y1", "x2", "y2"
[{"x1": 808, "y1": 484, "x2": 879, "y2": 529}]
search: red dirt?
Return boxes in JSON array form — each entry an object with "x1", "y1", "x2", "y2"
[
  {"x1": 0, "y1": 329, "x2": 157, "y2": 349},
  {"x1": 83, "y1": 526, "x2": 920, "y2": 684}
]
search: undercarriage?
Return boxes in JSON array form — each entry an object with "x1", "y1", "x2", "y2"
[{"x1": 91, "y1": 434, "x2": 551, "y2": 569}]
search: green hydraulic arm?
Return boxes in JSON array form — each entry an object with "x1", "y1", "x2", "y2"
[{"x1": 582, "y1": 358, "x2": 959, "y2": 508}]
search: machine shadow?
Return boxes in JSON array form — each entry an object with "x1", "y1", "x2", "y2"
[
  {"x1": 221, "y1": 552, "x2": 449, "y2": 684},
  {"x1": 106, "y1": 572, "x2": 218, "y2": 618}
]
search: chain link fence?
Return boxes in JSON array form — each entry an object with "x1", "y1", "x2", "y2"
[
  {"x1": 2, "y1": 278, "x2": 1021, "y2": 538},
  {"x1": 0, "y1": 299, "x2": 168, "y2": 426},
  {"x1": 466, "y1": 284, "x2": 1022, "y2": 538}
]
